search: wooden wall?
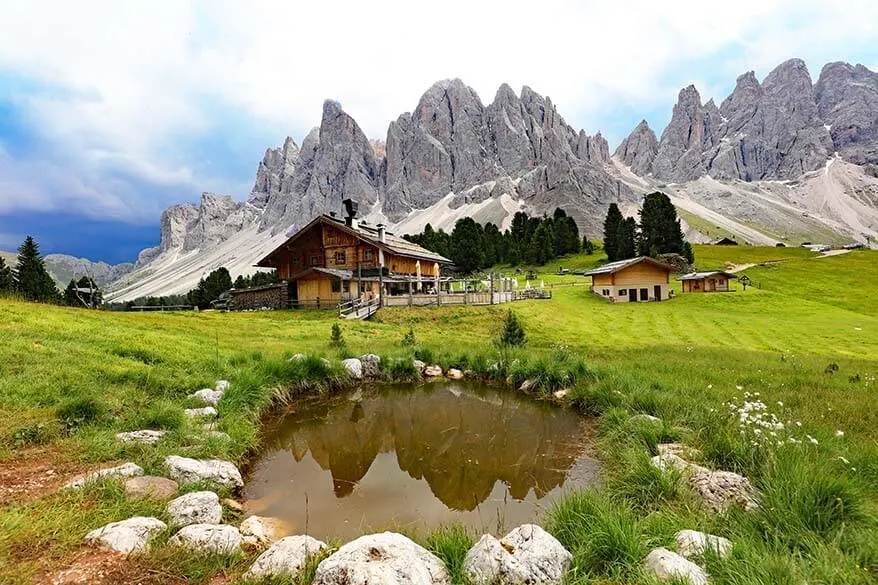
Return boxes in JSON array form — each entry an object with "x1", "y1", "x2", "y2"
[{"x1": 614, "y1": 263, "x2": 671, "y2": 285}]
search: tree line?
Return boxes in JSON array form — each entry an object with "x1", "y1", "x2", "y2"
[
  {"x1": 603, "y1": 192, "x2": 694, "y2": 264},
  {"x1": 122, "y1": 267, "x2": 279, "y2": 310},
  {"x1": 404, "y1": 208, "x2": 586, "y2": 274},
  {"x1": 0, "y1": 236, "x2": 64, "y2": 303}
]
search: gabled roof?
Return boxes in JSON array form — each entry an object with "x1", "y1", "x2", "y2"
[
  {"x1": 256, "y1": 215, "x2": 452, "y2": 268},
  {"x1": 582, "y1": 256, "x2": 677, "y2": 276},
  {"x1": 678, "y1": 271, "x2": 738, "y2": 281}
]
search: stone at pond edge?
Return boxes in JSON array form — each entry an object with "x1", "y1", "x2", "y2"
[
  {"x1": 412, "y1": 359, "x2": 426, "y2": 373},
  {"x1": 464, "y1": 524, "x2": 571, "y2": 585},
  {"x1": 240, "y1": 515, "x2": 286, "y2": 548},
  {"x1": 244, "y1": 535, "x2": 328, "y2": 580},
  {"x1": 190, "y1": 388, "x2": 223, "y2": 406},
  {"x1": 164, "y1": 455, "x2": 243, "y2": 489},
  {"x1": 651, "y1": 453, "x2": 758, "y2": 512},
  {"x1": 115, "y1": 430, "x2": 166, "y2": 445},
  {"x1": 223, "y1": 498, "x2": 245, "y2": 513},
  {"x1": 124, "y1": 476, "x2": 179, "y2": 500},
  {"x1": 446, "y1": 368, "x2": 464, "y2": 380},
  {"x1": 658, "y1": 443, "x2": 702, "y2": 460},
  {"x1": 216, "y1": 380, "x2": 230, "y2": 392},
  {"x1": 553, "y1": 389, "x2": 568, "y2": 400},
  {"x1": 360, "y1": 354, "x2": 381, "y2": 377},
  {"x1": 644, "y1": 547, "x2": 708, "y2": 585},
  {"x1": 184, "y1": 406, "x2": 217, "y2": 418},
  {"x1": 84, "y1": 516, "x2": 167, "y2": 554},
  {"x1": 313, "y1": 531, "x2": 450, "y2": 585},
  {"x1": 342, "y1": 358, "x2": 363, "y2": 379},
  {"x1": 423, "y1": 365, "x2": 443, "y2": 377},
  {"x1": 65, "y1": 462, "x2": 144, "y2": 489},
  {"x1": 166, "y1": 491, "x2": 222, "y2": 527},
  {"x1": 169, "y1": 524, "x2": 243, "y2": 555},
  {"x1": 519, "y1": 379, "x2": 537, "y2": 392},
  {"x1": 675, "y1": 530, "x2": 732, "y2": 558}
]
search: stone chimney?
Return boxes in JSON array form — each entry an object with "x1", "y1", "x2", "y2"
[
  {"x1": 377, "y1": 224, "x2": 386, "y2": 243},
  {"x1": 343, "y1": 198, "x2": 359, "y2": 230}
]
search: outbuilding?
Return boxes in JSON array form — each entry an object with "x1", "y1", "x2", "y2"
[
  {"x1": 583, "y1": 256, "x2": 676, "y2": 302},
  {"x1": 679, "y1": 271, "x2": 737, "y2": 293}
]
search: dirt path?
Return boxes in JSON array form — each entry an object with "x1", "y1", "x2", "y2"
[
  {"x1": 0, "y1": 447, "x2": 97, "y2": 506},
  {"x1": 726, "y1": 263, "x2": 757, "y2": 273},
  {"x1": 818, "y1": 249, "x2": 852, "y2": 258}
]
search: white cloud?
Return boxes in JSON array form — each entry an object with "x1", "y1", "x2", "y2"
[{"x1": 1, "y1": 0, "x2": 877, "y2": 219}]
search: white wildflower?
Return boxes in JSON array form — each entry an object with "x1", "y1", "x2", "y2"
[
  {"x1": 835, "y1": 430, "x2": 844, "y2": 437},
  {"x1": 837, "y1": 456, "x2": 850, "y2": 464}
]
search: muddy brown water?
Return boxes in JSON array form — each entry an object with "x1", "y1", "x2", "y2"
[{"x1": 243, "y1": 382, "x2": 599, "y2": 540}]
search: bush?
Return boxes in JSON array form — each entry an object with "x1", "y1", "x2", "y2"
[
  {"x1": 329, "y1": 323, "x2": 346, "y2": 349},
  {"x1": 401, "y1": 327, "x2": 417, "y2": 347},
  {"x1": 56, "y1": 396, "x2": 105, "y2": 429},
  {"x1": 496, "y1": 310, "x2": 526, "y2": 348}
]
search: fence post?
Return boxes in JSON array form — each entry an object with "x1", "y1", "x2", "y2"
[
  {"x1": 317, "y1": 297, "x2": 320, "y2": 310},
  {"x1": 490, "y1": 274, "x2": 494, "y2": 305}
]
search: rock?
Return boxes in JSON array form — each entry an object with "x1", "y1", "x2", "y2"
[
  {"x1": 614, "y1": 120, "x2": 659, "y2": 175},
  {"x1": 464, "y1": 524, "x2": 571, "y2": 585},
  {"x1": 115, "y1": 430, "x2": 165, "y2": 445},
  {"x1": 342, "y1": 358, "x2": 363, "y2": 379},
  {"x1": 169, "y1": 524, "x2": 243, "y2": 556},
  {"x1": 675, "y1": 530, "x2": 732, "y2": 558},
  {"x1": 201, "y1": 430, "x2": 231, "y2": 442},
  {"x1": 244, "y1": 535, "x2": 328, "y2": 580},
  {"x1": 289, "y1": 353, "x2": 306, "y2": 361},
  {"x1": 630, "y1": 414, "x2": 661, "y2": 425},
  {"x1": 124, "y1": 476, "x2": 179, "y2": 500},
  {"x1": 643, "y1": 548, "x2": 708, "y2": 585},
  {"x1": 652, "y1": 85, "x2": 717, "y2": 182},
  {"x1": 215, "y1": 380, "x2": 230, "y2": 392},
  {"x1": 65, "y1": 463, "x2": 144, "y2": 489},
  {"x1": 360, "y1": 354, "x2": 382, "y2": 377},
  {"x1": 446, "y1": 368, "x2": 464, "y2": 380},
  {"x1": 240, "y1": 515, "x2": 287, "y2": 548},
  {"x1": 164, "y1": 456, "x2": 243, "y2": 489},
  {"x1": 84, "y1": 516, "x2": 167, "y2": 554},
  {"x1": 166, "y1": 491, "x2": 222, "y2": 527},
  {"x1": 313, "y1": 532, "x2": 450, "y2": 585},
  {"x1": 553, "y1": 389, "x2": 568, "y2": 400},
  {"x1": 412, "y1": 359, "x2": 426, "y2": 373},
  {"x1": 191, "y1": 388, "x2": 223, "y2": 406},
  {"x1": 423, "y1": 365, "x2": 443, "y2": 377},
  {"x1": 689, "y1": 469, "x2": 759, "y2": 513},
  {"x1": 816, "y1": 61, "x2": 878, "y2": 165},
  {"x1": 519, "y1": 379, "x2": 537, "y2": 392},
  {"x1": 650, "y1": 453, "x2": 701, "y2": 474},
  {"x1": 657, "y1": 443, "x2": 701, "y2": 460},
  {"x1": 184, "y1": 406, "x2": 217, "y2": 418},
  {"x1": 223, "y1": 498, "x2": 245, "y2": 513}
]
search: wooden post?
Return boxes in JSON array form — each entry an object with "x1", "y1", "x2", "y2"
[
  {"x1": 490, "y1": 274, "x2": 494, "y2": 305},
  {"x1": 408, "y1": 279, "x2": 413, "y2": 307}
]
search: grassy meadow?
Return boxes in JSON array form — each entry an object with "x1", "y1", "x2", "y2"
[{"x1": 0, "y1": 244, "x2": 876, "y2": 583}]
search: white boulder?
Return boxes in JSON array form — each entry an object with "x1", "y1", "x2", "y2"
[
  {"x1": 644, "y1": 548, "x2": 708, "y2": 585},
  {"x1": 240, "y1": 515, "x2": 286, "y2": 548},
  {"x1": 216, "y1": 380, "x2": 230, "y2": 392},
  {"x1": 412, "y1": 359, "x2": 426, "y2": 373},
  {"x1": 313, "y1": 532, "x2": 450, "y2": 585},
  {"x1": 84, "y1": 516, "x2": 167, "y2": 554},
  {"x1": 446, "y1": 368, "x2": 464, "y2": 380},
  {"x1": 690, "y1": 469, "x2": 759, "y2": 513},
  {"x1": 553, "y1": 389, "x2": 568, "y2": 400},
  {"x1": 289, "y1": 353, "x2": 306, "y2": 361},
  {"x1": 191, "y1": 388, "x2": 223, "y2": 406},
  {"x1": 464, "y1": 524, "x2": 571, "y2": 585},
  {"x1": 184, "y1": 406, "x2": 217, "y2": 418},
  {"x1": 115, "y1": 430, "x2": 165, "y2": 445},
  {"x1": 65, "y1": 462, "x2": 144, "y2": 489},
  {"x1": 675, "y1": 530, "x2": 732, "y2": 558},
  {"x1": 166, "y1": 491, "x2": 222, "y2": 527},
  {"x1": 360, "y1": 354, "x2": 382, "y2": 377},
  {"x1": 244, "y1": 535, "x2": 328, "y2": 580},
  {"x1": 124, "y1": 476, "x2": 179, "y2": 500},
  {"x1": 519, "y1": 379, "x2": 537, "y2": 392},
  {"x1": 342, "y1": 358, "x2": 363, "y2": 379},
  {"x1": 169, "y1": 524, "x2": 243, "y2": 555},
  {"x1": 164, "y1": 456, "x2": 243, "y2": 489},
  {"x1": 423, "y1": 365, "x2": 443, "y2": 377}
]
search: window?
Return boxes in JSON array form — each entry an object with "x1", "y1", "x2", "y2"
[
  {"x1": 335, "y1": 251, "x2": 346, "y2": 265},
  {"x1": 364, "y1": 249, "x2": 374, "y2": 262},
  {"x1": 291, "y1": 258, "x2": 300, "y2": 269},
  {"x1": 310, "y1": 255, "x2": 320, "y2": 266},
  {"x1": 331, "y1": 280, "x2": 341, "y2": 293},
  {"x1": 619, "y1": 289, "x2": 627, "y2": 296},
  {"x1": 343, "y1": 280, "x2": 350, "y2": 293}
]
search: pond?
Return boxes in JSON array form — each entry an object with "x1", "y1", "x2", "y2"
[{"x1": 243, "y1": 382, "x2": 599, "y2": 540}]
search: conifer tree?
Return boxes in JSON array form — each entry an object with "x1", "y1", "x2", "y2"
[
  {"x1": 638, "y1": 191, "x2": 686, "y2": 258},
  {"x1": 0, "y1": 257, "x2": 13, "y2": 292},
  {"x1": 528, "y1": 221, "x2": 556, "y2": 265},
  {"x1": 14, "y1": 236, "x2": 58, "y2": 302},
  {"x1": 450, "y1": 217, "x2": 484, "y2": 274},
  {"x1": 615, "y1": 217, "x2": 638, "y2": 260},
  {"x1": 603, "y1": 204, "x2": 624, "y2": 261}
]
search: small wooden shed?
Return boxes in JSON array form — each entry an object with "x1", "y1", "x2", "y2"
[
  {"x1": 679, "y1": 271, "x2": 737, "y2": 292},
  {"x1": 583, "y1": 256, "x2": 676, "y2": 302}
]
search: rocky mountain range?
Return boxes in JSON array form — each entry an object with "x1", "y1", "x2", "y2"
[
  {"x1": 0, "y1": 249, "x2": 133, "y2": 288},
  {"x1": 107, "y1": 59, "x2": 878, "y2": 301}
]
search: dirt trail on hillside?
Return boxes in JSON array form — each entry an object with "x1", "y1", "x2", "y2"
[{"x1": 818, "y1": 249, "x2": 852, "y2": 258}]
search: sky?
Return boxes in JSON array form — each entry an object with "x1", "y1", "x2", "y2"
[{"x1": 1, "y1": 0, "x2": 877, "y2": 263}]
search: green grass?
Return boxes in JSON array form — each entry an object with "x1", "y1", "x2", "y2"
[{"x1": 0, "y1": 245, "x2": 876, "y2": 583}]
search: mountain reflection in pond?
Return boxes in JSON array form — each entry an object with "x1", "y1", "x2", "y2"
[{"x1": 244, "y1": 382, "x2": 599, "y2": 540}]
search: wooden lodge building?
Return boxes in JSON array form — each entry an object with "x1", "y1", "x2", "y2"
[
  {"x1": 679, "y1": 271, "x2": 737, "y2": 293},
  {"x1": 583, "y1": 256, "x2": 676, "y2": 302},
  {"x1": 250, "y1": 201, "x2": 451, "y2": 309}
]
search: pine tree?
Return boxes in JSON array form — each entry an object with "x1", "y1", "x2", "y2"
[
  {"x1": 188, "y1": 267, "x2": 233, "y2": 309},
  {"x1": 583, "y1": 239, "x2": 595, "y2": 255},
  {"x1": 528, "y1": 221, "x2": 556, "y2": 265},
  {"x1": 603, "y1": 204, "x2": 624, "y2": 261},
  {"x1": 616, "y1": 217, "x2": 637, "y2": 260},
  {"x1": 638, "y1": 191, "x2": 686, "y2": 257},
  {"x1": 482, "y1": 223, "x2": 502, "y2": 268},
  {"x1": 14, "y1": 236, "x2": 58, "y2": 302},
  {"x1": 450, "y1": 217, "x2": 485, "y2": 274},
  {"x1": 0, "y1": 257, "x2": 13, "y2": 291},
  {"x1": 562, "y1": 216, "x2": 581, "y2": 255},
  {"x1": 496, "y1": 310, "x2": 526, "y2": 348}
]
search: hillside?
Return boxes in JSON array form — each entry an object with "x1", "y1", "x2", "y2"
[{"x1": 0, "y1": 249, "x2": 133, "y2": 289}]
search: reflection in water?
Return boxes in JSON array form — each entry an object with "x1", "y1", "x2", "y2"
[{"x1": 244, "y1": 382, "x2": 599, "y2": 540}]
